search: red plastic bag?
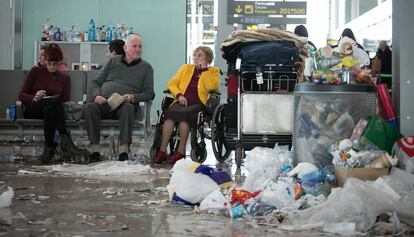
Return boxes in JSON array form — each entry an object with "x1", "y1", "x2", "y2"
[
  {"x1": 376, "y1": 83, "x2": 397, "y2": 128},
  {"x1": 230, "y1": 188, "x2": 261, "y2": 205}
]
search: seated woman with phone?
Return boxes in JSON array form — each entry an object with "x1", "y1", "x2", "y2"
[
  {"x1": 153, "y1": 46, "x2": 220, "y2": 165},
  {"x1": 18, "y1": 44, "x2": 85, "y2": 164}
]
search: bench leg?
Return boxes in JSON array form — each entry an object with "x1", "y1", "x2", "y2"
[{"x1": 108, "y1": 134, "x2": 119, "y2": 159}]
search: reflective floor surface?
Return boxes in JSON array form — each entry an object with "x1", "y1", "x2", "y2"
[{"x1": 0, "y1": 136, "x2": 327, "y2": 237}]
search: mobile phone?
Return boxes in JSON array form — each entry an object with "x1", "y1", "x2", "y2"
[{"x1": 42, "y1": 94, "x2": 60, "y2": 99}]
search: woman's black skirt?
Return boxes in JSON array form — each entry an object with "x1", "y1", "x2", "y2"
[{"x1": 164, "y1": 101, "x2": 204, "y2": 127}]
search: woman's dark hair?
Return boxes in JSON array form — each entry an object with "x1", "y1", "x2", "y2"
[
  {"x1": 340, "y1": 28, "x2": 356, "y2": 41},
  {"x1": 45, "y1": 43, "x2": 63, "y2": 62},
  {"x1": 294, "y1": 25, "x2": 317, "y2": 49},
  {"x1": 294, "y1": 25, "x2": 308, "y2": 37},
  {"x1": 109, "y1": 39, "x2": 126, "y2": 56}
]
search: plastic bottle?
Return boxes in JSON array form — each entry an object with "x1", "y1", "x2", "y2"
[
  {"x1": 95, "y1": 27, "x2": 100, "y2": 42},
  {"x1": 126, "y1": 27, "x2": 134, "y2": 40},
  {"x1": 230, "y1": 204, "x2": 244, "y2": 218},
  {"x1": 105, "y1": 26, "x2": 112, "y2": 42},
  {"x1": 48, "y1": 25, "x2": 54, "y2": 41},
  {"x1": 111, "y1": 27, "x2": 116, "y2": 41},
  {"x1": 244, "y1": 198, "x2": 274, "y2": 216},
  {"x1": 41, "y1": 18, "x2": 51, "y2": 41},
  {"x1": 112, "y1": 27, "x2": 118, "y2": 40},
  {"x1": 67, "y1": 25, "x2": 74, "y2": 41},
  {"x1": 54, "y1": 27, "x2": 61, "y2": 41},
  {"x1": 8, "y1": 105, "x2": 16, "y2": 120},
  {"x1": 310, "y1": 46, "x2": 317, "y2": 70},
  {"x1": 88, "y1": 19, "x2": 96, "y2": 42},
  {"x1": 300, "y1": 170, "x2": 322, "y2": 186}
]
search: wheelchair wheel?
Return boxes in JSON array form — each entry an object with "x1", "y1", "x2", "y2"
[
  {"x1": 190, "y1": 142, "x2": 207, "y2": 163},
  {"x1": 211, "y1": 104, "x2": 231, "y2": 163},
  {"x1": 190, "y1": 128, "x2": 207, "y2": 163}
]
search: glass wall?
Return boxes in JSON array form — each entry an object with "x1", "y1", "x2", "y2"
[{"x1": 186, "y1": 0, "x2": 217, "y2": 64}]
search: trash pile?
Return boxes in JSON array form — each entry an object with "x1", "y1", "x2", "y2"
[
  {"x1": 167, "y1": 146, "x2": 334, "y2": 228},
  {"x1": 329, "y1": 115, "x2": 403, "y2": 187},
  {"x1": 332, "y1": 115, "x2": 402, "y2": 163},
  {"x1": 311, "y1": 36, "x2": 373, "y2": 85},
  {"x1": 167, "y1": 123, "x2": 414, "y2": 235}
]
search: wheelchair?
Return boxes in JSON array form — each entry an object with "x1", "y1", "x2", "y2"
[
  {"x1": 150, "y1": 90, "x2": 220, "y2": 164},
  {"x1": 210, "y1": 39, "x2": 302, "y2": 167}
]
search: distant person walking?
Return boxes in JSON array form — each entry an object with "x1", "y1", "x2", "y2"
[{"x1": 375, "y1": 40, "x2": 392, "y2": 89}]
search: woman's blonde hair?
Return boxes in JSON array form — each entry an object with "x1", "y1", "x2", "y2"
[{"x1": 194, "y1": 46, "x2": 214, "y2": 64}]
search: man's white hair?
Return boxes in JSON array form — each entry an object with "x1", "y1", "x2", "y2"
[{"x1": 125, "y1": 34, "x2": 141, "y2": 46}]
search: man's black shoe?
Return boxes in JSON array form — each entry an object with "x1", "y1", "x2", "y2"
[
  {"x1": 119, "y1": 152, "x2": 129, "y2": 161},
  {"x1": 88, "y1": 152, "x2": 101, "y2": 163}
]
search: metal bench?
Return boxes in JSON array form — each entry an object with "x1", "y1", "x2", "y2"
[{"x1": 0, "y1": 69, "x2": 152, "y2": 154}]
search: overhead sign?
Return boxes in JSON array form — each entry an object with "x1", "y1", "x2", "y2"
[{"x1": 227, "y1": 0, "x2": 307, "y2": 25}]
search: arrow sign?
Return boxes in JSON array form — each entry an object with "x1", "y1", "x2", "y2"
[{"x1": 235, "y1": 5, "x2": 243, "y2": 14}]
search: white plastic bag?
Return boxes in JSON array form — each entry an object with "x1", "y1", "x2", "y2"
[
  {"x1": 259, "y1": 181, "x2": 295, "y2": 208},
  {"x1": 285, "y1": 176, "x2": 412, "y2": 232},
  {"x1": 167, "y1": 170, "x2": 219, "y2": 204},
  {"x1": 0, "y1": 186, "x2": 14, "y2": 208},
  {"x1": 171, "y1": 159, "x2": 199, "y2": 173},
  {"x1": 287, "y1": 162, "x2": 318, "y2": 179},
  {"x1": 199, "y1": 189, "x2": 227, "y2": 211},
  {"x1": 243, "y1": 146, "x2": 290, "y2": 192},
  {"x1": 392, "y1": 138, "x2": 414, "y2": 174}
]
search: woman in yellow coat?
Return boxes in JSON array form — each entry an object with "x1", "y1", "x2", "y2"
[{"x1": 154, "y1": 46, "x2": 220, "y2": 165}]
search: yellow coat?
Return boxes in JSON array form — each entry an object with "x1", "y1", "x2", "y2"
[{"x1": 167, "y1": 64, "x2": 220, "y2": 105}]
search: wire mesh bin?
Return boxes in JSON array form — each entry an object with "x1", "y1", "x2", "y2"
[{"x1": 293, "y1": 84, "x2": 377, "y2": 168}]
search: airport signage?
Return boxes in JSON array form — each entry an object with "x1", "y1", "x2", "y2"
[{"x1": 227, "y1": 0, "x2": 307, "y2": 25}]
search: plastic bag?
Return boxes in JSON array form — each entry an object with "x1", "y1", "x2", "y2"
[
  {"x1": 284, "y1": 173, "x2": 414, "y2": 233},
  {"x1": 63, "y1": 101, "x2": 84, "y2": 122},
  {"x1": 230, "y1": 188, "x2": 261, "y2": 205},
  {"x1": 259, "y1": 181, "x2": 295, "y2": 208},
  {"x1": 377, "y1": 84, "x2": 397, "y2": 128},
  {"x1": 172, "y1": 159, "x2": 233, "y2": 188},
  {"x1": 392, "y1": 137, "x2": 414, "y2": 174},
  {"x1": 287, "y1": 162, "x2": 318, "y2": 179},
  {"x1": 167, "y1": 170, "x2": 219, "y2": 205},
  {"x1": 0, "y1": 186, "x2": 14, "y2": 208},
  {"x1": 361, "y1": 115, "x2": 402, "y2": 154},
  {"x1": 199, "y1": 189, "x2": 227, "y2": 211},
  {"x1": 242, "y1": 145, "x2": 290, "y2": 192}
]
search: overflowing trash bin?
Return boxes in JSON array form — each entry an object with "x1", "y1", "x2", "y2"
[{"x1": 293, "y1": 83, "x2": 377, "y2": 168}]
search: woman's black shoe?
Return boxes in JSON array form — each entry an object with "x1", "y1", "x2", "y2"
[{"x1": 38, "y1": 146, "x2": 56, "y2": 164}]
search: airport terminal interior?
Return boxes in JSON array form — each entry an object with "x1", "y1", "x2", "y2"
[{"x1": 1, "y1": 0, "x2": 414, "y2": 236}]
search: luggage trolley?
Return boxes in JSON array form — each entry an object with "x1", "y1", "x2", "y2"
[{"x1": 211, "y1": 40, "x2": 301, "y2": 167}]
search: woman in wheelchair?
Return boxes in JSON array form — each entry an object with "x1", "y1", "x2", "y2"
[{"x1": 153, "y1": 46, "x2": 220, "y2": 165}]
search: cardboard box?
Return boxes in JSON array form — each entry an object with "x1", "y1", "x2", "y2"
[{"x1": 334, "y1": 166, "x2": 390, "y2": 187}]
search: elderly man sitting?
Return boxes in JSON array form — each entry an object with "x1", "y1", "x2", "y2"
[{"x1": 85, "y1": 34, "x2": 155, "y2": 162}]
